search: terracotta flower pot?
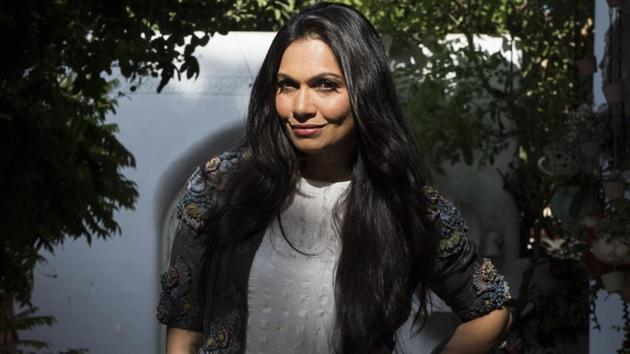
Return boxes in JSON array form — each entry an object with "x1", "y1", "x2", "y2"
[
  {"x1": 607, "y1": 0, "x2": 626, "y2": 7},
  {"x1": 602, "y1": 178, "x2": 626, "y2": 200},
  {"x1": 602, "y1": 84, "x2": 624, "y2": 104},
  {"x1": 601, "y1": 271, "x2": 625, "y2": 293},
  {"x1": 575, "y1": 55, "x2": 597, "y2": 76}
]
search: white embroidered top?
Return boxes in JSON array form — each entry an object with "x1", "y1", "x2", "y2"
[{"x1": 245, "y1": 176, "x2": 350, "y2": 354}]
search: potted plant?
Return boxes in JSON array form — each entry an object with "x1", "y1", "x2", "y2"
[
  {"x1": 556, "y1": 104, "x2": 605, "y2": 175},
  {"x1": 592, "y1": 199, "x2": 630, "y2": 265}
]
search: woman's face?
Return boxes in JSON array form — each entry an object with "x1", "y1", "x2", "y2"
[{"x1": 275, "y1": 38, "x2": 356, "y2": 158}]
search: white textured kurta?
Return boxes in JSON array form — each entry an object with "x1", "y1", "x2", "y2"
[{"x1": 245, "y1": 176, "x2": 350, "y2": 354}]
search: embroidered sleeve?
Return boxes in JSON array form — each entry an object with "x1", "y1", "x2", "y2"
[
  {"x1": 423, "y1": 186, "x2": 511, "y2": 322},
  {"x1": 156, "y1": 152, "x2": 242, "y2": 331}
]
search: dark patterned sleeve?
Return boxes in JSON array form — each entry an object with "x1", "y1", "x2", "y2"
[
  {"x1": 423, "y1": 186, "x2": 511, "y2": 322},
  {"x1": 156, "y1": 155, "x2": 227, "y2": 331}
]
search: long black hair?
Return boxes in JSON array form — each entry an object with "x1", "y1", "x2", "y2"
[{"x1": 210, "y1": 3, "x2": 438, "y2": 353}]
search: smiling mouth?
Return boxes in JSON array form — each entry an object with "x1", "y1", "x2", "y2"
[{"x1": 290, "y1": 123, "x2": 325, "y2": 137}]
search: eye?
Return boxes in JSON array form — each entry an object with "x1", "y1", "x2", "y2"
[
  {"x1": 315, "y1": 79, "x2": 340, "y2": 92},
  {"x1": 276, "y1": 79, "x2": 297, "y2": 93}
]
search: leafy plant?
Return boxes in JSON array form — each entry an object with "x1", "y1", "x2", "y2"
[
  {"x1": 0, "y1": 0, "x2": 297, "y2": 352},
  {"x1": 597, "y1": 199, "x2": 630, "y2": 248},
  {"x1": 0, "y1": 306, "x2": 88, "y2": 354}
]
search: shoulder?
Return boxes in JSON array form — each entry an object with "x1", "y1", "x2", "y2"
[
  {"x1": 421, "y1": 185, "x2": 469, "y2": 257},
  {"x1": 177, "y1": 151, "x2": 247, "y2": 232}
]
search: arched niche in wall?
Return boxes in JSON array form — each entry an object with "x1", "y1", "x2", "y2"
[{"x1": 155, "y1": 123, "x2": 245, "y2": 271}]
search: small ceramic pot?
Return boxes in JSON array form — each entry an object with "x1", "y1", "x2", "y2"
[
  {"x1": 601, "y1": 271, "x2": 625, "y2": 293},
  {"x1": 602, "y1": 178, "x2": 626, "y2": 200},
  {"x1": 602, "y1": 84, "x2": 624, "y2": 104},
  {"x1": 575, "y1": 55, "x2": 597, "y2": 76},
  {"x1": 538, "y1": 143, "x2": 582, "y2": 177},
  {"x1": 607, "y1": 0, "x2": 626, "y2": 7}
]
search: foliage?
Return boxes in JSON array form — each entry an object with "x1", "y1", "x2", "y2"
[
  {"x1": 509, "y1": 257, "x2": 590, "y2": 349},
  {"x1": 0, "y1": 0, "x2": 297, "y2": 351},
  {"x1": 597, "y1": 199, "x2": 630, "y2": 247},
  {"x1": 0, "y1": 306, "x2": 87, "y2": 354},
  {"x1": 345, "y1": 0, "x2": 597, "y2": 352},
  {"x1": 0, "y1": 0, "x2": 611, "y2": 352},
  {"x1": 0, "y1": 0, "x2": 299, "y2": 309}
]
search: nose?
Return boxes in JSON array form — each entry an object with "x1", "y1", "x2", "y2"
[{"x1": 292, "y1": 88, "x2": 316, "y2": 121}]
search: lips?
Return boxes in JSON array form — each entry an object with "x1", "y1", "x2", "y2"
[
  {"x1": 290, "y1": 123, "x2": 325, "y2": 137},
  {"x1": 291, "y1": 123, "x2": 326, "y2": 129}
]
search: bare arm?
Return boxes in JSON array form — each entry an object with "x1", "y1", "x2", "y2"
[
  {"x1": 441, "y1": 307, "x2": 512, "y2": 354},
  {"x1": 166, "y1": 327, "x2": 203, "y2": 354}
]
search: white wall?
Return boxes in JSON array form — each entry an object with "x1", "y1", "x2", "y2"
[{"x1": 23, "y1": 32, "x2": 275, "y2": 353}]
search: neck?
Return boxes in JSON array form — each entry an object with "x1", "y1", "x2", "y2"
[{"x1": 299, "y1": 152, "x2": 353, "y2": 182}]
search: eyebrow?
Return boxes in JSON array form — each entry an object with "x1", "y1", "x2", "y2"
[{"x1": 276, "y1": 72, "x2": 345, "y2": 83}]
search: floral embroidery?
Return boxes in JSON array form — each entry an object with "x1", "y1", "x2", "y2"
[
  {"x1": 204, "y1": 151, "x2": 243, "y2": 191},
  {"x1": 177, "y1": 151, "x2": 244, "y2": 231},
  {"x1": 423, "y1": 186, "x2": 511, "y2": 321},
  {"x1": 157, "y1": 256, "x2": 201, "y2": 327},
  {"x1": 205, "y1": 156, "x2": 222, "y2": 174},
  {"x1": 469, "y1": 258, "x2": 511, "y2": 319},
  {"x1": 432, "y1": 194, "x2": 470, "y2": 258},
  {"x1": 178, "y1": 167, "x2": 213, "y2": 232},
  {"x1": 198, "y1": 311, "x2": 241, "y2": 354},
  {"x1": 199, "y1": 286, "x2": 244, "y2": 354},
  {"x1": 421, "y1": 185, "x2": 441, "y2": 221}
]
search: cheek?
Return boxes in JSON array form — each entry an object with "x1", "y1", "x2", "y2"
[
  {"x1": 317, "y1": 95, "x2": 352, "y2": 120},
  {"x1": 275, "y1": 95, "x2": 291, "y2": 119}
]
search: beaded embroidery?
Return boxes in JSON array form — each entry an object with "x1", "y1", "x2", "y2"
[
  {"x1": 157, "y1": 256, "x2": 202, "y2": 326},
  {"x1": 428, "y1": 191, "x2": 471, "y2": 261},
  {"x1": 199, "y1": 286, "x2": 244, "y2": 354},
  {"x1": 177, "y1": 152, "x2": 244, "y2": 232},
  {"x1": 157, "y1": 152, "x2": 244, "y2": 329},
  {"x1": 423, "y1": 185, "x2": 511, "y2": 321},
  {"x1": 469, "y1": 258, "x2": 511, "y2": 318},
  {"x1": 198, "y1": 311, "x2": 241, "y2": 354}
]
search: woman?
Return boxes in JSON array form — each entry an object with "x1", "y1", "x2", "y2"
[{"x1": 157, "y1": 3, "x2": 512, "y2": 354}]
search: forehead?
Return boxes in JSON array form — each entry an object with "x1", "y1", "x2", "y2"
[{"x1": 277, "y1": 38, "x2": 344, "y2": 77}]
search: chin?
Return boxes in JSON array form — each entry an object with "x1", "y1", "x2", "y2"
[{"x1": 292, "y1": 142, "x2": 328, "y2": 155}]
